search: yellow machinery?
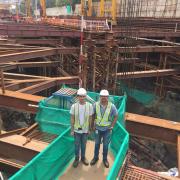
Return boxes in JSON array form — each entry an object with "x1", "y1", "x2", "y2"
[
  {"x1": 100, "y1": 0, "x2": 116, "y2": 21},
  {"x1": 81, "y1": 0, "x2": 116, "y2": 22},
  {"x1": 25, "y1": 0, "x2": 46, "y2": 17},
  {"x1": 40, "y1": 0, "x2": 46, "y2": 17},
  {"x1": 26, "y1": 0, "x2": 31, "y2": 17},
  {"x1": 81, "y1": 0, "x2": 92, "y2": 16}
]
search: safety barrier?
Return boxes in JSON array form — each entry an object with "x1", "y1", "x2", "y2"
[
  {"x1": 10, "y1": 89, "x2": 129, "y2": 180},
  {"x1": 24, "y1": 17, "x2": 110, "y2": 31}
]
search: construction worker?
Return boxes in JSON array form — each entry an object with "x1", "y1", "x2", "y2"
[
  {"x1": 90, "y1": 89, "x2": 118, "y2": 168},
  {"x1": 70, "y1": 88, "x2": 93, "y2": 168}
]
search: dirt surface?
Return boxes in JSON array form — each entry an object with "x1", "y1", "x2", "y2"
[{"x1": 60, "y1": 141, "x2": 114, "y2": 180}]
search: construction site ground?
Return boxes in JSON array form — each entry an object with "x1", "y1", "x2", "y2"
[{"x1": 60, "y1": 141, "x2": 114, "y2": 180}]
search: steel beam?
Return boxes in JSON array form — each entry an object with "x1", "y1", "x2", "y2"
[
  {"x1": 96, "y1": 46, "x2": 180, "y2": 54},
  {"x1": 0, "y1": 90, "x2": 180, "y2": 145},
  {"x1": 6, "y1": 77, "x2": 79, "y2": 92},
  {"x1": 4, "y1": 76, "x2": 79, "y2": 91},
  {"x1": 0, "y1": 29, "x2": 80, "y2": 38},
  {"x1": 118, "y1": 46, "x2": 180, "y2": 53},
  {"x1": 126, "y1": 113, "x2": 180, "y2": 145},
  {"x1": 0, "y1": 64, "x2": 17, "y2": 71},
  {"x1": 14, "y1": 39, "x2": 61, "y2": 46},
  {"x1": 0, "y1": 158, "x2": 22, "y2": 174},
  {"x1": 4, "y1": 61, "x2": 60, "y2": 68},
  {"x1": 0, "y1": 132, "x2": 48, "y2": 173},
  {"x1": 0, "y1": 61, "x2": 60, "y2": 71},
  {"x1": 0, "y1": 23, "x2": 59, "y2": 30},
  {"x1": 17, "y1": 80, "x2": 56, "y2": 94},
  {"x1": 0, "y1": 141, "x2": 38, "y2": 164},
  {"x1": 0, "y1": 48, "x2": 79, "y2": 64},
  {"x1": 114, "y1": 31, "x2": 180, "y2": 38},
  {"x1": 116, "y1": 69, "x2": 179, "y2": 79},
  {"x1": 5, "y1": 76, "x2": 79, "y2": 85},
  {"x1": 4, "y1": 72, "x2": 51, "y2": 79},
  {"x1": 0, "y1": 90, "x2": 43, "y2": 113},
  {"x1": 0, "y1": 128, "x2": 27, "y2": 138},
  {"x1": 0, "y1": 23, "x2": 80, "y2": 37}
]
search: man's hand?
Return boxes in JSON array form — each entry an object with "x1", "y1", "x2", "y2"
[
  {"x1": 71, "y1": 130, "x2": 74, "y2": 136},
  {"x1": 109, "y1": 126, "x2": 113, "y2": 133},
  {"x1": 91, "y1": 126, "x2": 95, "y2": 131}
]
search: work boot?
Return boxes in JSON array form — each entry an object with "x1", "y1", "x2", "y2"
[
  {"x1": 90, "y1": 157, "x2": 99, "y2": 166},
  {"x1": 73, "y1": 159, "x2": 79, "y2": 168},
  {"x1": 81, "y1": 157, "x2": 89, "y2": 166},
  {"x1": 103, "y1": 159, "x2": 109, "y2": 168}
]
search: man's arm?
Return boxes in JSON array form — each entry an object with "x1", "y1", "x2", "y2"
[
  {"x1": 91, "y1": 114, "x2": 96, "y2": 131},
  {"x1": 89, "y1": 115, "x2": 92, "y2": 132},
  {"x1": 91, "y1": 103, "x2": 96, "y2": 131},
  {"x1": 71, "y1": 115, "x2": 75, "y2": 135},
  {"x1": 110, "y1": 104, "x2": 118, "y2": 129},
  {"x1": 111, "y1": 115, "x2": 118, "y2": 129}
]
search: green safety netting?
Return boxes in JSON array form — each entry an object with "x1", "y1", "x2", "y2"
[
  {"x1": 117, "y1": 81, "x2": 156, "y2": 105},
  {"x1": 66, "y1": 5, "x2": 71, "y2": 14},
  {"x1": 10, "y1": 127, "x2": 74, "y2": 180},
  {"x1": 10, "y1": 89, "x2": 129, "y2": 180}
]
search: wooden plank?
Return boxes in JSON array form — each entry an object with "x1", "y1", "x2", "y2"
[
  {"x1": 0, "y1": 128, "x2": 27, "y2": 138},
  {"x1": 20, "y1": 123, "x2": 38, "y2": 136},
  {"x1": 0, "y1": 135, "x2": 48, "y2": 152},
  {"x1": 126, "y1": 113, "x2": 180, "y2": 132},
  {"x1": 126, "y1": 113, "x2": 180, "y2": 145},
  {"x1": 0, "y1": 158, "x2": 24, "y2": 168},
  {"x1": 0, "y1": 89, "x2": 43, "y2": 102}
]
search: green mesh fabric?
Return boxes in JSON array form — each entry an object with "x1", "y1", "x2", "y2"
[
  {"x1": 108, "y1": 121, "x2": 129, "y2": 180},
  {"x1": 10, "y1": 90, "x2": 129, "y2": 180},
  {"x1": 66, "y1": 5, "x2": 71, "y2": 14},
  {"x1": 117, "y1": 81, "x2": 156, "y2": 105},
  {"x1": 35, "y1": 100, "x2": 70, "y2": 135},
  {"x1": 10, "y1": 128, "x2": 74, "y2": 180}
]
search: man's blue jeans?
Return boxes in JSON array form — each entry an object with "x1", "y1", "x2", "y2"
[
  {"x1": 74, "y1": 132, "x2": 88, "y2": 160},
  {"x1": 94, "y1": 129, "x2": 111, "y2": 161}
]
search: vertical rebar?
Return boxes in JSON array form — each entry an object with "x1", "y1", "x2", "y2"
[{"x1": 0, "y1": 69, "x2": 5, "y2": 94}]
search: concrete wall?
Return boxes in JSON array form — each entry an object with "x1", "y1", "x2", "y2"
[
  {"x1": 45, "y1": 4, "x2": 81, "y2": 16},
  {"x1": 116, "y1": 0, "x2": 180, "y2": 17}
]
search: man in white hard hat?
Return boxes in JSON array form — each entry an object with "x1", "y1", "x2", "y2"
[
  {"x1": 90, "y1": 89, "x2": 118, "y2": 168},
  {"x1": 70, "y1": 88, "x2": 93, "y2": 168}
]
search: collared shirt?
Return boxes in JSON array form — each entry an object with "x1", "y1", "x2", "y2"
[
  {"x1": 93, "y1": 103, "x2": 118, "y2": 131},
  {"x1": 70, "y1": 103, "x2": 93, "y2": 133}
]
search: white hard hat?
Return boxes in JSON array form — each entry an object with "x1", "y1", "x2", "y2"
[
  {"x1": 77, "y1": 88, "x2": 87, "y2": 96},
  {"x1": 100, "y1": 89, "x2": 109, "y2": 96}
]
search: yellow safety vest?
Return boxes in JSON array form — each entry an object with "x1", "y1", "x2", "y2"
[
  {"x1": 74, "y1": 102, "x2": 91, "y2": 131},
  {"x1": 95, "y1": 102, "x2": 112, "y2": 126}
]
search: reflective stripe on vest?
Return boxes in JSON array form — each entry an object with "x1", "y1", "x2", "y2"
[
  {"x1": 95, "y1": 102, "x2": 112, "y2": 126},
  {"x1": 74, "y1": 102, "x2": 90, "y2": 130}
]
